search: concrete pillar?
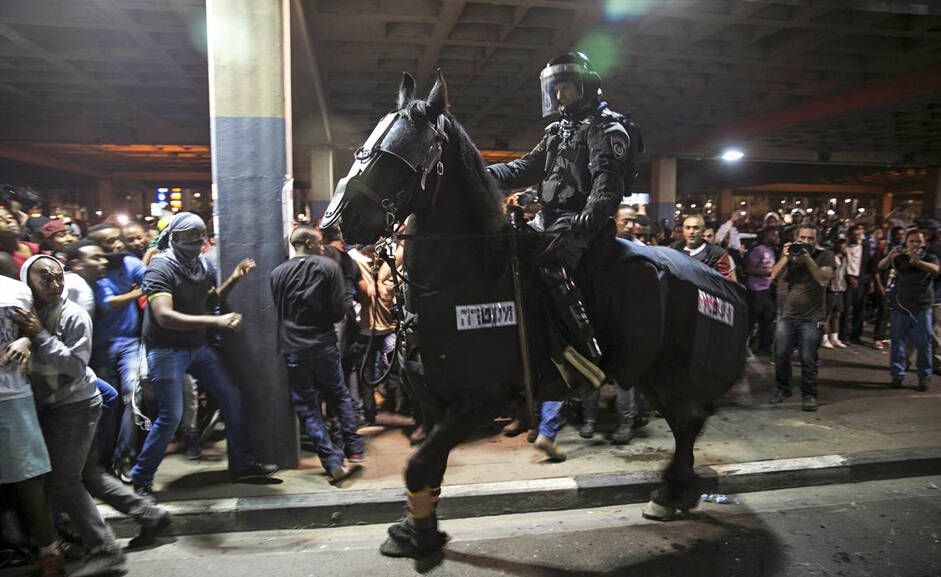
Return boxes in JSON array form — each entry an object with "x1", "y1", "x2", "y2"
[
  {"x1": 649, "y1": 156, "x2": 677, "y2": 230},
  {"x1": 880, "y1": 192, "x2": 894, "y2": 221},
  {"x1": 924, "y1": 166, "x2": 941, "y2": 221},
  {"x1": 96, "y1": 178, "x2": 114, "y2": 217},
  {"x1": 309, "y1": 146, "x2": 334, "y2": 221},
  {"x1": 718, "y1": 187, "x2": 733, "y2": 223},
  {"x1": 207, "y1": 0, "x2": 298, "y2": 467}
]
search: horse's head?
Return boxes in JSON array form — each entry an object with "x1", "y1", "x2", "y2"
[{"x1": 321, "y1": 71, "x2": 450, "y2": 244}]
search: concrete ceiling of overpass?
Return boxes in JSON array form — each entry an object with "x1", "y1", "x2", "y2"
[{"x1": 1, "y1": 0, "x2": 941, "y2": 190}]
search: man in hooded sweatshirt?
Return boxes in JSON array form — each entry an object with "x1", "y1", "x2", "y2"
[
  {"x1": 130, "y1": 212, "x2": 277, "y2": 497},
  {"x1": 15, "y1": 254, "x2": 126, "y2": 576}
]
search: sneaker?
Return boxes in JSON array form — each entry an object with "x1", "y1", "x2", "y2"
[
  {"x1": 501, "y1": 419, "x2": 527, "y2": 437},
  {"x1": 768, "y1": 389, "x2": 791, "y2": 404},
  {"x1": 890, "y1": 376, "x2": 903, "y2": 388},
  {"x1": 134, "y1": 484, "x2": 155, "y2": 499},
  {"x1": 534, "y1": 434, "x2": 566, "y2": 462},
  {"x1": 821, "y1": 337, "x2": 834, "y2": 349},
  {"x1": 183, "y1": 429, "x2": 202, "y2": 461},
  {"x1": 832, "y1": 337, "x2": 848, "y2": 348},
  {"x1": 917, "y1": 376, "x2": 931, "y2": 392},
  {"x1": 328, "y1": 465, "x2": 354, "y2": 482},
  {"x1": 526, "y1": 429, "x2": 538, "y2": 444},
  {"x1": 128, "y1": 508, "x2": 171, "y2": 549},
  {"x1": 801, "y1": 396, "x2": 817, "y2": 412},
  {"x1": 578, "y1": 421, "x2": 595, "y2": 439},
  {"x1": 114, "y1": 457, "x2": 133, "y2": 484},
  {"x1": 874, "y1": 340, "x2": 885, "y2": 351},
  {"x1": 36, "y1": 551, "x2": 65, "y2": 577},
  {"x1": 71, "y1": 549, "x2": 126, "y2": 577},
  {"x1": 347, "y1": 453, "x2": 366, "y2": 464},
  {"x1": 231, "y1": 462, "x2": 279, "y2": 482}
]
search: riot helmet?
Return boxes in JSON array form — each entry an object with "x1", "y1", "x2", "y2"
[{"x1": 539, "y1": 51, "x2": 602, "y2": 118}]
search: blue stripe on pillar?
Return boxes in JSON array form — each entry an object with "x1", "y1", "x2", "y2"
[{"x1": 211, "y1": 115, "x2": 298, "y2": 468}]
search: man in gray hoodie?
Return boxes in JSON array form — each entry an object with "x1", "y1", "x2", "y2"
[{"x1": 15, "y1": 254, "x2": 126, "y2": 576}]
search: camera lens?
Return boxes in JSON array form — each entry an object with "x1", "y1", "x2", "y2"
[{"x1": 788, "y1": 243, "x2": 804, "y2": 257}]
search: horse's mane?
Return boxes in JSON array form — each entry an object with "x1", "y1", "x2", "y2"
[{"x1": 402, "y1": 99, "x2": 506, "y2": 235}]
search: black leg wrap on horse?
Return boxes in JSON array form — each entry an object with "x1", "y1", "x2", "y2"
[
  {"x1": 537, "y1": 262, "x2": 603, "y2": 363},
  {"x1": 381, "y1": 514, "x2": 449, "y2": 558},
  {"x1": 652, "y1": 466, "x2": 702, "y2": 512}
]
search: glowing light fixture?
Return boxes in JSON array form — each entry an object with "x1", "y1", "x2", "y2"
[
  {"x1": 721, "y1": 149, "x2": 744, "y2": 162},
  {"x1": 116, "y1": 214, "x2": 129, "y2": 226}
]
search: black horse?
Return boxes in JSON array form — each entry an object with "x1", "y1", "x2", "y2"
[{"x1": 321, "y1": 70, "x2": 747, "y2": 558}]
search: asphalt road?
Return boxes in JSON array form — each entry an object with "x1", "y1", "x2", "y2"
[{"x1": 12, "y1": 475, "x2": 941, "y2": 577}]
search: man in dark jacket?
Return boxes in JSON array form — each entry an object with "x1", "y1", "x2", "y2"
[{"x1": 271, "y1": 226, "x2": 364, "y2": 482}]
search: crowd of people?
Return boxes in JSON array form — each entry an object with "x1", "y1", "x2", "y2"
[
  {"x1": 2, "y1": 183, "x2": 937, "y2": 574},
  {"x1": 0, "y1": 187, "x2": 432, "y2": 575},
  {"x1": 615, "y1": 204, "x2": 939, "y2": 412}
]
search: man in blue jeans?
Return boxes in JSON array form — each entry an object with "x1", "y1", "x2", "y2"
[
  {"x1": 878, "y1": 229, "x2": 939, "y2": 391},
  {"x1": 87, "y1": 223, "x2": 145, "y2": 481},
  {"x1": 770, "y1": 226, "x2": 835, "y2": 412},
  {"x1": 271, "y1": 226, "x2": 364, "y2": 482},
  {"x1": 131, "y1": 213, "x2": 277, "y2": 497}
]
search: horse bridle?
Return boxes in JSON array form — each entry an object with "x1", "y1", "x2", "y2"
[{"x1": 322, "y1": 109, "x2": 449, "y2": 235}]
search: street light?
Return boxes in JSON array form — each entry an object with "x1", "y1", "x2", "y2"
[{"x1": 721, "y1": 148, "x2": 744, "y2": 162}]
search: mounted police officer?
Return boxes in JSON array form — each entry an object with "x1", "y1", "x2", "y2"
[{"x1": 487, "y1": 51, "x2": 643, "y2": 372}]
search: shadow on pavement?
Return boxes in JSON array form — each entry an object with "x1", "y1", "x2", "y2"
[
  {"x1": 435, "y1": 508, "x2": 783, "y2": 577},
  {"x1": 816, "y1": 377, "x2": 891, "y2": 390},
  {"x1": 165, "y1": 469, "x2": 283, "y2": 489}
]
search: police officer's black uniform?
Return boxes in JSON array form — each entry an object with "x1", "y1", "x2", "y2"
[{"x1": 487, "y1": 52, "x2": 643, "y2": 365}]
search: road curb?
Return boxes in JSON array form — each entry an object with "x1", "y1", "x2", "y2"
[{"x1": 104, "y1": 446, "x2": 941, "y2": 538}]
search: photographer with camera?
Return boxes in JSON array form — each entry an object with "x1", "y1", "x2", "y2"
[
  {"x1": 878, "y1": 229, "x2": 939, "y2": 391},
  {"x1": 769, "y1": 226, "x2": 835, "y2": 411}
]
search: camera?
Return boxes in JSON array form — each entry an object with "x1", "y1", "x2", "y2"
[
  {"x1": 787, "y1": 242, "x2": 805, "y2": 257},
  {"x1": 1, "y1": 184, "x2": 41, "y2": 210}
]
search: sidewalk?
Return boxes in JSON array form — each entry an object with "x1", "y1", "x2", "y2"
[{"x1": 102, "y1": 340, "x2": 941, "y2": 535}]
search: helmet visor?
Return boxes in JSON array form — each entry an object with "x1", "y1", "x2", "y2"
[{"x1": 539, "y1": 63, "x2": 584, "y2": 117}]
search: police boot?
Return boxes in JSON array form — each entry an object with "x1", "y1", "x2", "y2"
[{"x1": 538, "y1": 264, "x2": 605, "y2": 384}]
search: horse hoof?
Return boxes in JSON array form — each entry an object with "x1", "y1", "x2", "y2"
[
  {"x1": 641, "y1": 500, "x2": 682, "y2": 522},
  {"x1": 379, "y1": 523, "x2": 448, "y2": 559},
  {"x1": 380, "y1": 535, "x2": 420, "y2": 558}
]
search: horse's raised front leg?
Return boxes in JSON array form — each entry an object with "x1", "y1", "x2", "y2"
[
  {"x1": 642, "y1": 396, "x2": 707, "y2": 521},
  {"x1": 380, "y1": 398, "x2": 487, "y2": 558}
]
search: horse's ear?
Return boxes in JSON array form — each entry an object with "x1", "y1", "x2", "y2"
[
  {"x1": 427, "y1": 69, "x2": 449, "y2": 115},
  {"x1": 397, "y1": 72, "x2": 416, "y2": 109}
]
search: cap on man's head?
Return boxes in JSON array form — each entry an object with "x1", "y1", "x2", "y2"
[{"x1": 41, "y1": 219, "x2": 67, "y2": 239}]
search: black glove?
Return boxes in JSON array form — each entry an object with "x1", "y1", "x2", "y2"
[{"x1": 572, "y1": 211, "x2": 599, "y2": 232}]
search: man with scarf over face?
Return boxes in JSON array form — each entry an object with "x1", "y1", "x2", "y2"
[{"x1": 130, "y1": 212, "x2": 277, "y2": 497}]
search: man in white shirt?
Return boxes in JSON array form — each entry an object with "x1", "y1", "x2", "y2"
[
  {"x1": 64, "y1": 239, "x2": 108, "y2": 318},
  {"x1": 842, "y1": 224, "x2": 871, "y2": 344}
]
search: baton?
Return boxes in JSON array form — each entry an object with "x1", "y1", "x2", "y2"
[{"x1": 509, "y1": 210, "x2": 538, "y2": 432}]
